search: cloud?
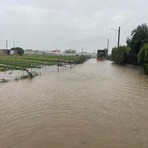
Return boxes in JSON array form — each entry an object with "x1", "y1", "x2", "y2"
[{"x1": 0, "y1": 0, "x2": 148, "y2": 52}]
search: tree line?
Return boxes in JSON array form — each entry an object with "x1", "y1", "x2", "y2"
[{"x1": 111, "y1": 23, "x2": 148, "y2": 74}]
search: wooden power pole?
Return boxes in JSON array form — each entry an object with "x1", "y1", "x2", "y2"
[{"x1": 118, "y1": 27, "x2": 120, "y2": 49}]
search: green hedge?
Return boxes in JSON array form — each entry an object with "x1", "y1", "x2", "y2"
[
  {"x1": 138, "y1": 44, "x2": 148, "y2": 65},
  {"x1": 111, "y1": 46, "x2": 130, "y2": 64},
  {"x1": 124, "y1": 53, "x2": 138, "y2": 65},
  {"x1": 138, "y1": 44, "x2": 148, "y2": 75}
]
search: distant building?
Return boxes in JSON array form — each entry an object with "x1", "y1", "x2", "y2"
[
  {"x1": 44, "y1": 50, "x2": 61, "y2": 55},
  {"x1": 51, "y1": 50, "x2": 61, "y2": 53},
  {"x1": 64, "y1": 49, "x2": 76, "y2": 54},
  {"x1": 63, "y1": 49, "x2": 77, "y2": 56},
  {"x1": 91, "y1": 52, "x2": 97, "y2": 58},
  {"x1": 77, "y1": 52, "x2": 91, "y2": 57},
  {"x1": 0, "y1": 49, "x2": 10, "y2": 55},
  {"x1": 24, "y1": 49, "x2": 43, "y2": 55}
]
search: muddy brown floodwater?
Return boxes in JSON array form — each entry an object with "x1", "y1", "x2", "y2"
[{"x1": 0, "y1": 59, "x2": 148, "y2": 148}]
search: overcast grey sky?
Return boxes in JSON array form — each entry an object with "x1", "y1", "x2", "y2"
[{"x1": 0, "y1": 0, "x2": 148, "y2": 53}]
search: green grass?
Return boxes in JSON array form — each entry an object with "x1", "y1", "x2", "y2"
[{"x1": 0, "y1": 54, "x2": 84, "y2": 71}]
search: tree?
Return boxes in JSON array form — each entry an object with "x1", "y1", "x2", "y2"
[
  {"x1": 126, "y1": 23, "x2": 148, "y2": 53},
  {"x1": 10, "y1": 47, "x2": 24, "y2": 55}
]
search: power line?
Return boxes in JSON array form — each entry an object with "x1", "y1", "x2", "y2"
[
  {"x1": 111, "y1": 33, "x2": 118, "y2": 43},
  {"x1": 122, "y1": 0, "x2": 148, "y2": 28},
  {"x1": 109, "y1": 0, "x2": 148, "y2": 49}
]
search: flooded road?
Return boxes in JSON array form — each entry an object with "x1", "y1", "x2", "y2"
[{"x1": 0, "y1": 59, "x2": 148, "y2": 148}]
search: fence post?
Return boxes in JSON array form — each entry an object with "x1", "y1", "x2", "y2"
[
  {"x1": 57, "y1": 59, "x2": 59, "y2": 72},
  {"x1": 70, "y1": 60, "x2": 72, "y2": 69}
]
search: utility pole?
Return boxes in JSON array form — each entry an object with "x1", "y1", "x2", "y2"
[
  {"x1": 107, "y1": 38, "x2": 109, "y2": 55},
  {"x1": 57, "y1": 59, "x2": 59, "y2": 72},
  {"x1": 107, "y1": 38, "x2": 109, "y2": 50},
  {"x1": 82, "y1": 47, "x2": 84, "y2": 56},
  {"x1": 6, "y1": 40, "x2": 8, "y2": 50},
  {"x1": 111, "y1": 26, "x2": 121, "y2": 49},
  {"x1": 118, "y1": 27, "x2": 120, "y2": 49}
]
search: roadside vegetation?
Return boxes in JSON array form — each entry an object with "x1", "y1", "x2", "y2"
[
  {"x1": 112, "y1": 46, "x2": 130, "y2": 64},
  {"x1": 111, "y1": 23, "x2": 148, "y2": 75},
  {"x1": 138, "y1": 44, "x2": 148, "y2": 74}
]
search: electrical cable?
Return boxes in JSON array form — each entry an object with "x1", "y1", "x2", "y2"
[{"x1": 122, "y1": 0, "x2": 148, "y2": 28}]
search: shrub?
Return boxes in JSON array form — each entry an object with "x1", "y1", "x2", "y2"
[
  {"x1": 111, "y1": 46, "x2": 130, "y2": 64},
  {"x1": 79, "y1": 55, "x2": 86, "y2": 63},
  {"x1": 144, "y1": 64, "x2": 148, "y2": 74},
  {"x1": 138, "y1": 44, "x2": 148, "y2": 65},
  {"x1": 144, "y1": 49, "x2": 148, "y2": 63},
  {"x1": 125, "y1": 53, "x2": 138, "y2": 65}
]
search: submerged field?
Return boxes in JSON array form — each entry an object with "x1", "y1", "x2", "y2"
[{"x1": 0, "y1": 54, "x2": 84, "y2": 72}]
